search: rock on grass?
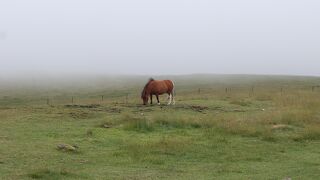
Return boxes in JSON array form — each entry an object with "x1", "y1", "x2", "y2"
[{"x1": 57, "y1": 144, "x2": 78, "y2": 152}]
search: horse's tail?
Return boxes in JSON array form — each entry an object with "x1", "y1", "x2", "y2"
[
  {"x1": 171, "y1": 80, "x2": 176, "y2": 105},
  {"x1": 171, "y1": 80, "x2": 176, "y2": 97}
]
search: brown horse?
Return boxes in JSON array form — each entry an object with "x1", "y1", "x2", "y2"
[{"x1": 141, "y1": 78, "x2": 175, "y2": 105}]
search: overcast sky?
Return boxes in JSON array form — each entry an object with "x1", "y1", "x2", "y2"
[{"x1": 0, "y1": 0, "x2": 319, "y2": 76}]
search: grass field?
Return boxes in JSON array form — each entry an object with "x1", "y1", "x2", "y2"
[{"x1": 1, "y1": 74, "x2": 320, "y2": 179}]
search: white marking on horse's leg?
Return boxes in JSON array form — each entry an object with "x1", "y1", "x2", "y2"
[
  {"x1": 158, "y1": 102, "x2": 161, "y2": 105},
  {"x1": 172, "y1": 95, "x2": 175, "y2": 105},
  {"x1": 167, "y1": 94, "x2": 172, "y2": 105}
]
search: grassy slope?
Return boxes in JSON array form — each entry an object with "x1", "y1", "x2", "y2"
[{"x1": 0, "y1": 75, "x2": 320, "y2": 179}]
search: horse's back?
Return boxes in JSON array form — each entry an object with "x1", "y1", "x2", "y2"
[
  {"x1": 149, "y1": 80, "x2": 174, "y2": 94},
  {"x1": 156, "y1": 80, "x2": 173, "y2": 90}
]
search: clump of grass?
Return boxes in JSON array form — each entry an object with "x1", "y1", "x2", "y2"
[
  {"x1": 153, "y1": 114, "x2": 187, "y2": 128},
  {"x1": 230, "y1": 100, "x2": 252, "y2": 106},
  {"x1": 151, "y1": 136, "x2": 191, "y2": 155},
  {"x1": 86, "y1": 129, "x2": 93, "y2": 137},
  {"x1": 121, "y1": 113, "x2": 154, "y2": 132},
  {"x1": 210, "y1": 113, "x2": 277, "y2": 141},
  {"x1": 104, "y1": 113, "x2": 217, "y2": 133},
  {"x1": 280, "y1": 110, "x2": 315, "y2": 126},
  {"x1": 220, "y1": 119, "x2": 263, "y2": 137},
  {"x1": 212, "y1": 103, "x2": 320, "y2": 142},
  {"x1": 121, "y1": 136, "x2": 192, "y2": 163},
  {"x1": 153, "y1": 113, "x2": 214, "y2": 129},
  {"x1": 291, "y1": 124, "x2": 320, "y2": 142},
  {"x1": 27, "y1": 168, "x2": 75, "y2": 179}
]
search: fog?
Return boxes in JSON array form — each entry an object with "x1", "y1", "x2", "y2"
[{"x1": 1, "y1": 0, "x2": 320, "y2": 77}]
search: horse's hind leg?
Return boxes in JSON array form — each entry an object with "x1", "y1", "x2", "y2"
[
  {"x1": 172, "y1": 93, "x2": 175, "y2": 105},
  {"x1": 156, "y1": 95, "x2": 160, "y2": 105}
]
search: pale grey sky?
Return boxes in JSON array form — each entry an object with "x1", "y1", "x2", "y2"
[{"x1": 0, "y1": 0, "x2": 319, "y2": 76}]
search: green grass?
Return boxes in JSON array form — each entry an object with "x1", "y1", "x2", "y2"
[{"x1": 0, "y1": 74, "x2": 320, "y2": 179}]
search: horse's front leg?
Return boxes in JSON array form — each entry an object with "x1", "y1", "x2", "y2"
[{"x1": 150, "y1": 94, "x2": 153, "y2": 105}]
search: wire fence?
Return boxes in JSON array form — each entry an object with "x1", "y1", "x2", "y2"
[{"x1": 0, "y1": 85, "x2": 319, "y2": 107}]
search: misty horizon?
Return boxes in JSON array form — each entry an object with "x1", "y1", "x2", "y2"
[{"x1": 1, "y1": 0, "x2": 320, "y2": 76}]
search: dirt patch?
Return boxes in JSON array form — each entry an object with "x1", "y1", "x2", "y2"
[
  {"x1": 100, "y1": 122, "x2": 113, "y2": 129},
  {"x1": 230, "y1": 100, "x2": 252, "y2": 107},
  {"x1": 272, "y1": 124, "x2": 293, "y2": 131},
  {"x1": 132, "y1": 108, "x2": 154, "y2": 113},
  {"x1": 65, "y1": 104, "x2": 101, "y2": 109},
  {"x1": 190, "y1": 105, "x2": 209, "y2": 112},
  {"x1": 123, "y1": 104, "x2": 146, "y2": 108},
  {"x1": 175, "y1": 105, "x2": 209, "y2": 113},
  {"x1": 105, "y1": 108, "x2": 122, "y2": 113},
  {"x1": 64, "y1": 104, "x2": 122, "y2": 113},
  {"x1": 69, "y1": 111, "x2": 90, "y2": 119},
  {"x1": 174, "y1": 105, "x2": 249, "y2": 113},
  {"x1": 0, "y1": 136, "x2": 9, "y2": 140}
]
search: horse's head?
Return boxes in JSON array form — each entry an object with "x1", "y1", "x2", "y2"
[
  {"x1": 141, "y1": 78, "x2": 154, "y2": 105},
  {"x1": 141, "y1": 84, "x2": 148, "y2": 105},
  {"x1": 141, "y1": 94, "x2": 148, "y2": 105}
]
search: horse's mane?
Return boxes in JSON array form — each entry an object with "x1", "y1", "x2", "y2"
[{"x1": 141, "y1": 78, "x2": 155, "y2": 98}]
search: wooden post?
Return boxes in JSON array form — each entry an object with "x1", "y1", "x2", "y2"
[
  {"x1": 72, "y1": 96, "x2": 74, "y2": 104},
  {"x1": 225, "y1": 88, "x2": 228, "y2": 93},
  {"x1": 101, "y1": 95, "x2": 104, "y2": 101},
  {"x1": 198, "y1": 88, "x2": 201, "y2": 94},
  {"x1": 281, "y1": 88, "x2": 283, "y2": 95},
  {"x1": 312, "y1": 86, "x2": 314, "y2": 92},
  {"x1": 251, "y1": 86, "x2": 254, "y2": 95}
]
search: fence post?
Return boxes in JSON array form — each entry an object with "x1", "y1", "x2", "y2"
[
  {"x1": 101, "y1": 95, "x2": 104, "y2": 101},
  {"x1": 198, "y1": 88, "x2": 201, "y2": 94},
  {"x1": 72, "y1": 96, "x2": 74, "y2": 104},
  {"x1": 251, "y1": 86, "x2": 254, "y2": 95}
]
